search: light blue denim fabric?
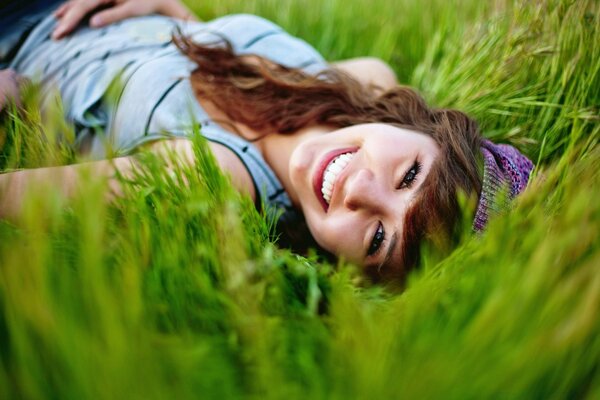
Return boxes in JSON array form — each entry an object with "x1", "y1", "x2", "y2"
[{"x1": 8, "y1": 13, "x2": 327, "y2": 220}]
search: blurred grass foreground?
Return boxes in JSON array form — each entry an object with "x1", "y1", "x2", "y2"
[{"x1": 1, "y1": 0, "x2": 599, "y2": 398}]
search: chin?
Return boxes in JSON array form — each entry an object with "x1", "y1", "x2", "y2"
[{"x1": 289, "y1": 148, "x2": 312, "y2": 185}]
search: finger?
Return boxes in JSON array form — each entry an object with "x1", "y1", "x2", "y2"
[
  {"x1": 53, "y1": 2, "x2": 72, "y2": 18},
  {"x1": 89, "y1": 2, "x2": 138, "y2": 27},
  {"x1": 52, "y1": 0, "x2": 107, "y2": 39}
]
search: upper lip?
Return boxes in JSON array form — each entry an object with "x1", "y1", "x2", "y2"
[{"x1": 312, "y1": 147, "x2": 358, "y2": 212}]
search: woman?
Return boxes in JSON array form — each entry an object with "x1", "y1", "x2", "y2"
[{"x1": 0, "y1": 0, "x2": 534, "y2": 281}]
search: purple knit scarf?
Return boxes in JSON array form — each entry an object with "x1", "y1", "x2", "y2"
[{"x1": 473, "y1": 140, "x2": 534, "y2": 231}]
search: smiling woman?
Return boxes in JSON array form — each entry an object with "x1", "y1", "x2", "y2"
[
  {"x1": 288, "y1": 124, "x2": 441, "y2": 278},
  {"x1": 0, "y1": 0, "x2": 534, "y2": 282}
]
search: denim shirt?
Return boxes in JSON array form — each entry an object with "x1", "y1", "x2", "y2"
[{"x1": 8, "y1": 13, "x2": 327, "y2": 220}]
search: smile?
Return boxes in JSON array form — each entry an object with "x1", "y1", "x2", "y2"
[
  {"x1": 322, "y1": 152, "x2": 355, "y2": 204},
  {"x1": 313, "y1": 148, "x2": 357, "y2": 211}
]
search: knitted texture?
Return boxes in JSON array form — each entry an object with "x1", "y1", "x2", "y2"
[{"x1": 473, "y1": 140, "x2": 534, "y2": 231}]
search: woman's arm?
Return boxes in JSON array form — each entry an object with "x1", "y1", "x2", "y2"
[
  {"x1": 332, "y1": 57, "x2": 398, "y2": 94},
  {"x1": 0, "y1": 157, "x2": 136, "y2": 219},
  {"x1": 0, "y1": 139, "x2": 255, "y2": 220},
  {"x1": 52, "y1": 0, "x2": 197, "y2": 40}
]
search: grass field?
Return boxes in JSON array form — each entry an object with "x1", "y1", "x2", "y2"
[{"x1": 1, "y1": 0, "x2": 599, "y2": 398}]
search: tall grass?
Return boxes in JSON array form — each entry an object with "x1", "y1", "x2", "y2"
[{"x1": 0, "y1": 0, "x2": 599, "y2": 398}]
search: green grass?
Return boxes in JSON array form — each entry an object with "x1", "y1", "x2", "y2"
[{"x1": 0, "y1": 0, "x2": 599, "y2": 398}]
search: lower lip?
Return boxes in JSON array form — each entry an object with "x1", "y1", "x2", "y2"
[{"x1": 312, "y1": 147, "x2": 358, "y2": 212}]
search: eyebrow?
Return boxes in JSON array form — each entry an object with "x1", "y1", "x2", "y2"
[{"x1": 379, "y1": 230, "x2": 398, "y2": 273}]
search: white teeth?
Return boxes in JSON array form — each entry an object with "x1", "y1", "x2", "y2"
[{"x1": 321, "y1": 152, "x2": 355, "y2": 205}]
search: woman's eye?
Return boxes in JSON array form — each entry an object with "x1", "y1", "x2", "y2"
[
  {"x1": 367, "y1": 223, "x2": 385, "y2": 256},
  {"x1": 399, "y1": 161, "x2": 422, "y2": 189}
]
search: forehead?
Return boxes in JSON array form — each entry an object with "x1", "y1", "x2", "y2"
[
  {"x1": 378, "y1": 142, "x2": 439, "y2": 277},
  {"x1": 353, "y1": 123, "x2": 438, "y2": 148},
  {"x1": 361, "y1": 125, "x2": 440, "y2": 170}
]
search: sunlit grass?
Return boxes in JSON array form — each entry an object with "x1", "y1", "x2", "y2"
[{"x1": 0, "y1": 0, "x2": 598, "y2": 398}]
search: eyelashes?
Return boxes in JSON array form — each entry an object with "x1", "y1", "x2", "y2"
[
  {"x1": 367, "y1": 223, "x2": 385, "y2": 256},
  {"x1": 398, "y1": 160, "x2": 422, "y2": 190},
  {"x1": 366, "y1": 160, "x2": 422, "y2": 259}
]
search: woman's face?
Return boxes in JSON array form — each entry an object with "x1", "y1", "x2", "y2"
[{"x1": 288, "y1": 123, "x2": 440, "y2": 273}]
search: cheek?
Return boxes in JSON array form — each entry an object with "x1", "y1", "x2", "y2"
[
  {"x1": 304, "y1": 212, "x2": 363, "y2": 260},
  {"x1": 303, "y1": 213, "x2": 332, "y2": 250},
  {"x1": 288, "y1": 148, "x2": 307, "y2": 184},
  {"x1": 289, "y1": 143, "x2": 306, "y2": 170}
]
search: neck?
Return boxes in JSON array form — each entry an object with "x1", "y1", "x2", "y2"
[{"x1": 254, "y1": 125, "x2": 332, "y2": 207}]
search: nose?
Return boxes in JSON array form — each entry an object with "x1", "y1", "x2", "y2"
[{"x1": 343, "y1": 168, "x2": 383, "y2": 211}]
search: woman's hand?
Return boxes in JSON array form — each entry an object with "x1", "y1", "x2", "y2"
[
  {"x1": 52, "y1": 0, "x2": 197, "y2": 40},
  {"x1": 0, "y1": 69, "x2": 28, "y2": 114}
]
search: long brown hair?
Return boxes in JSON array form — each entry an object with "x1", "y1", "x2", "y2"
[{"x1": 175, "y1": 34, "x2": 483, "y2": 282}]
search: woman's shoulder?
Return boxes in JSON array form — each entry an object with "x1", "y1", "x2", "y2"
[
  {"x1": 188, "y1": 13, "x2": 326, "y2": 73},
  {"x1": 202, "y1": 13, "x2": 284, "y2": 33}
]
